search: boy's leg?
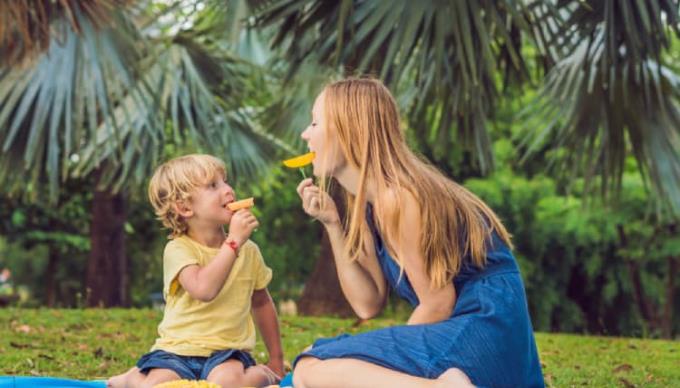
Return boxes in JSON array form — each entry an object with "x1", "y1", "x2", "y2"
[
  {"x1": 293, "y1": 357, "x2": 473, "y2": 388},
  {"x1": 241, "y1": 364, "x2": 282, "y2": 387},
  {"x1": 107, "y1": 367, "x2": 138, "y2": 388},
  {"x1": 205, "y1": 359, "x2": 249, "y2": 388},
  {"x1": 126, "y1": 368, "x2": 181, "y2": 388},
  {"x1": 205, "y1": 359, "x2": 279, "y2": 388}
]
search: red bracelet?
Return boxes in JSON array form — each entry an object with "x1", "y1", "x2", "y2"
[{"x1": 225, "y1": 239, "x2": 239, "y2": 255}]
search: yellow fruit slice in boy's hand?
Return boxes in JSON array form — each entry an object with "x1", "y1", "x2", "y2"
[
  {"x1": 227, "y1": 197, "x2": 255, "y2": 211},
  {"x1": 282, "y1": 152, "x2": 315, "y2": 168}
]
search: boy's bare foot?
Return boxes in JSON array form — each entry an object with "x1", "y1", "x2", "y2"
[
  {"x1": 107, "y1": 367, "x2": 139, "y2": 388},
  {"x1": 434, "y1": 368, "x2": 474, "y2": 388},
  {"x1": 106, "y1": 374, "x2": 126, "y2": 388}
]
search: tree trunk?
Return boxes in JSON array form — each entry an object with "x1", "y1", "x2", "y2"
[
  {"x1": 297, "y1": 230, "x2": 355, "y2": 317},
  {"x1": 625, "y1": 260, "x2": 658, "y2": 329},
  {"x1": 85, "y1": 178, "x2": 129, "y2": 307},
  {"x1": 662, "y1": 256, "x2": 677, "y2": 338},
  {"x1": 617, "y1": 225, "x2": 660, "y2": 334},
  {"x1": 45, "y1": 247, "x2": 59, "y2": 307},
  {"x1": 297, "y1": 180, "x2": 355, "y2": 317}
]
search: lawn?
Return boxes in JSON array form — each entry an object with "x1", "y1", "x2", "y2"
[{"x1": 1, "y1": 308, "x2": 678, "y2": 386}]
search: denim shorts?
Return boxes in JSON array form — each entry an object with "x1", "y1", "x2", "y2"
[{"x1": 136, "y1": 349, "x2": 256, "y2": 380}]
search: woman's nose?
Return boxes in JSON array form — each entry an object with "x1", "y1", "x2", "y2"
[{"x1": 301, "y1": 127, "x2": 310, "y2": 140}]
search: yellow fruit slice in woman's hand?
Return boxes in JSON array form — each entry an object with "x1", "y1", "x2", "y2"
[
  {"x1": 282, "y1": 152, "x2": 315, "y2": 168},
  {"x1": 227, "y1": 197, "x2": 254, "y2": 211}
]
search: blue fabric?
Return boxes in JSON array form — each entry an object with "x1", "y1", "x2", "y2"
[
  {"x1": 296, "y1": 204, "x2": 545, "y2": 387},
  {"x1": 0, "y1": 377, "x2": 105, "y2": 387},
  {"x1": 279, "y1": 372, "x2": 294, "y2": 387},
  {"x1": 136, "y1": 349, "x2": 256, "y2": 380}
]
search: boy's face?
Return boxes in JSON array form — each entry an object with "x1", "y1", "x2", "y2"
[{"x1": 180, "y1": 172, "x2": 237, "y2": 227}]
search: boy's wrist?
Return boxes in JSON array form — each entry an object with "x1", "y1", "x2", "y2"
[{"x1": 222, "y1": 237, "x2": 240, "y2": 255}]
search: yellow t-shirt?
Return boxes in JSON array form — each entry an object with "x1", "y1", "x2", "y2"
[{"x1": 150, "y1": 235, "x2": 272, "y2": 356}]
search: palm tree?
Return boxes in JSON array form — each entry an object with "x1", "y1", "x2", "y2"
[
  {"x1": 253, "y1": 0, "x2": 680, "y2": 209},
  {"x1": 254, "y1": 0, "x2": 542, "y2": 173},
  {"x1": 251, "y1": 0, "x2": 549, "y2": 316},
  {"x1": 0, "y1": 0, "x2": 283, "y2": 306},
  {"x1": 526, "y1": 0, "x2": 680, "y2": 212},
  {"x1": 251, "y1": 0, "x2": 680, "y2": 316}
]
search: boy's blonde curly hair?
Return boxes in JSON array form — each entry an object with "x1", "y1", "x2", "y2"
[{"x1": 148, "y1": 154, "x2": 227, "y2": 238}]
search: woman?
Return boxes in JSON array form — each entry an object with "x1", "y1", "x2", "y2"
[{"x1": 294, "y1": 78, "x2": 544, "y2": 388}]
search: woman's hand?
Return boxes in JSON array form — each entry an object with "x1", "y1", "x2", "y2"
[
  {"x1": 227, "y1": 209, "x2": 259, "y2": 246},
  {"x1": 297, "y1": 178, "x2": 340, "y2": 226}
]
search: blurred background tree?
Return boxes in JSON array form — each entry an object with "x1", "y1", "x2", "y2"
[
  {"x1": 251, "y1": 0, "x2": 680, "y2": 327},
  {"x1": 0, "y1": 0, "x2": 283, "y2": 306},
  {"x1": 0, "y1": 0, "x2": 678, "y2": 338}
]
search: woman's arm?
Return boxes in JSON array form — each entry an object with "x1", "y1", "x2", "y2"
[
  {"x1": 251, "y1": 288, "x2": 284, "y2": 377},
  {"x1": 386, "y1": 190, "x2": 457, "y2": 325},
  {"x1": 298, "y1": 178, "x2": 387, "y2": 319},
  {"x1": 324, "y1": 220, "x2": 388, "y2": 319}
]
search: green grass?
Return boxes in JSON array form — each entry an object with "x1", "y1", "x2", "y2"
[{"x1": 1, "y1": 309, "x2": 678, "y2": 386}]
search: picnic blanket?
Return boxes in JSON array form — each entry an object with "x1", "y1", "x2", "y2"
[
  {"x1": 0, "y1": 376, "x2": 105, "y2": 387},
  {"x1": 0, "y1": 372, "x2": 293, "y2": 387}
]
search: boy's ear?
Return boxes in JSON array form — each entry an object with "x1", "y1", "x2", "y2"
[{"x1": 173, "y1": 200, "x2": 193, "y2": 218}]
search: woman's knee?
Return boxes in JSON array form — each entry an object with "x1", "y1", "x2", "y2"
[
  {"x1": 437, "y1": 367, "x2": 474, "y2": 388},
  {"x1": 292, "y1": 357, "x2": 321, "y2": 388}
]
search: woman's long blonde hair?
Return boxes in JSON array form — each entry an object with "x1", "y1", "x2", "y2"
[{"x1": 321, "y1": 78, "x2": 512, "y2": 289}]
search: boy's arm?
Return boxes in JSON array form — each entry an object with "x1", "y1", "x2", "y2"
[
  {"x1": 251, "y1": 288, "x2": 284, "y2": 377},
  {"x1": 178, "y1": 209, "x2": 258, "y2": 302},
  {"x1": 178, "y1": 242, "x2": 238, "y2": 302}
]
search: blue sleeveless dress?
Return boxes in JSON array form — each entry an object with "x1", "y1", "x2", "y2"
[{"x1": 295, "y1": 205, "x2": 545, "y2": 387}]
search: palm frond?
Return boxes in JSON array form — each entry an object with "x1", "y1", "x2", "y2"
[
  {"x1": 0, "y1": 7, "x2": 145, "y2": 198},
  {"x1": 523, "y1": 15, "x2": 680, "y2": 214},
  {"x1": 0, "y1": 0, "x2": 132, "y2": 66},
  {"x1": 556, "y1": 0, "x2": 680, "y2": 63},
  {"x1": 1, "y1": 1, "x2": 293, "y2": 198},
  {"x1": 71, "y1": 35, "x2": 283, "y2": 191},
  {"x1": 252, "y1": 0, "x2": 547, "y2": 174}
]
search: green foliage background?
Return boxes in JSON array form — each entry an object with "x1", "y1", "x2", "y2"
[
  {"x1": 2, "y1": 114, "x2": 678, "y2": 338},
  {"x1": 0, "y1": 0, "x2": 678, "y2": 341}
]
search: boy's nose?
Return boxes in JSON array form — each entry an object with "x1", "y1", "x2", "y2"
[{"x1": 223, "y1": 183, "x2": 234, "y2": 195}]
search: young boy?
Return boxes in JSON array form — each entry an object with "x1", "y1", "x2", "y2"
[{"x1": 108, "y1": 154, "x2": 283, "y2": 388}]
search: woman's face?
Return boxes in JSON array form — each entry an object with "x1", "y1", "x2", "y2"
[{"x1": 301, "y1": 91, "x2": 346, "y2": 177}]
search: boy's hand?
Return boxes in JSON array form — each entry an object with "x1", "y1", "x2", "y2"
[
  {"x1": 227, "y1": 209, "x2": 259, "y2": 246},
  {"x1": 266, "y1": 359, "x2": 285, "y2": 380}
]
